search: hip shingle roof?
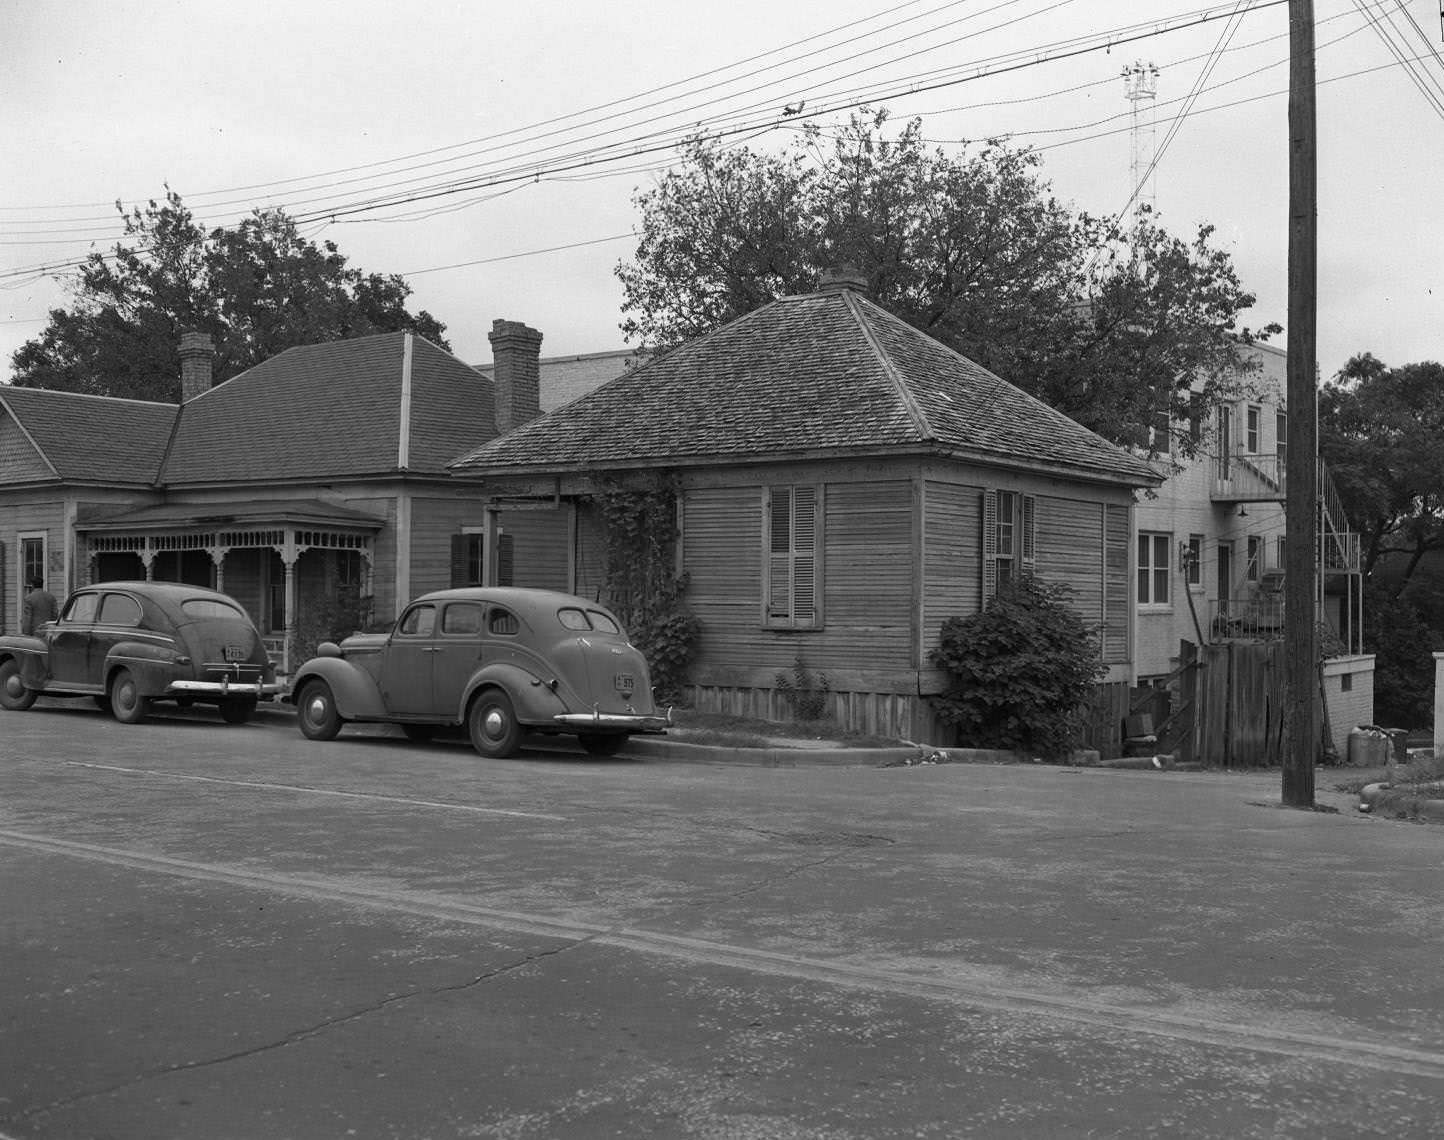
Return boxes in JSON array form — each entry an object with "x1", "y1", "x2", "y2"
[{"x1": 450, "y1": 290, "x2": 1158, "y2": 485}]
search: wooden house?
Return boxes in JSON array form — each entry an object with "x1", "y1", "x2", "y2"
[{"x1": 450, "y1": 273, "x2": 1163, "y2": 741}]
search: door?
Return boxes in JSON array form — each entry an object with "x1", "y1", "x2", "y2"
[
  {"x1": 47, "y1": 591, "x2": 100, "y2": 686},
  {"x1": 430, "y1": 601, "x2": 485, "y2": 718}
]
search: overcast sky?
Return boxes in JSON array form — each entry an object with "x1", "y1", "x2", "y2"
[{"x1": 2, "y1": 0, "x2": 1441, "y2": 383}]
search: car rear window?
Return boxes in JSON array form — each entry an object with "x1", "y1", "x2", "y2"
[
  {"x1": 180, "y1": 598, "x2": 247, "y2": 621},
  {"x1": 488, "y1": 608, "x2": 520, "y2": 636},
  {"x1": 557, "y1": 606, "x2": 621, "y2": 634},
  {"x1": 98, "y1": 594, "x2": 143, "y2": 626}
]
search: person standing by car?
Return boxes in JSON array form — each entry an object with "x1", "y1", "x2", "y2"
[{"x1": 22, "y1": 577, "x2": 57, "y2": 635}]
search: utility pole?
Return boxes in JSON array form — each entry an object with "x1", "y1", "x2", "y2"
[{"x1": 1283, "y1": 0, "x2": 1318, "y2": 808}]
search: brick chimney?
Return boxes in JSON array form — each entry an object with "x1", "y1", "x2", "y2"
[
  {"x1": 488, "y1": 319, "x2": 543, "y2": 433},
  {"x1": 179, "y1": 331, "x2": 215, "y2": 403},
  {"x1": 818, "y1": 265, "x2": 869, "y2": 294}
]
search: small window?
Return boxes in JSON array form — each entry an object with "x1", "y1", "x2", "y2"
[
  {"x1": 1246, "y1": 405, "x2": 1261, "y2": 453},
  {"x1": 488, "y1": 608, "x2": 520, "y2": 636},
  {"x1": 1246, "y1": 536, "x2": 1262, "y2": 582},
  {"x1": 1185, "y1": 535, "x2": 1203, "y2": 588},
  {"x1": 1341, "y1": 673, "x2": 1353, "y2": 693},
  {"x1": 441, "y1": 603, "x2": 482, "y2": 635},
  {"x1": 337, "y1": 550, "x2": 362, "y2": 589},
  {"x1": 1137, "y1": 532, "x2": 1171, "y2": 606},
  {"x1": 1276, "y1": 410, "x2": 1288, "y2": 471},
  {"x1": 587, "y1": 610, "x2": 620, "y2": 635},
  {"x1": 982, "y1": 489, "x2": 1036, "y2": 603},
  {"x1": 764, "y1": 484, "x2": 822, "y2": 629},
  {"x1": 558, "y1": 607, "x2": 591, "y2": 631},
  {"x1": 98, "y1": 593, "x2": 142, "y2": 626},
  {"x1": 63, "y1": 593, "x2": 100, "y2": 624},
  {"x1": 398, "y1": 604, "x2": 436, "y2": 637}
]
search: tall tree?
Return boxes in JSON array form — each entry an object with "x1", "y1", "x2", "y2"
[
  {"x1": 618, "y1": 111, "x2": 1277, "y2": 457},
  {"x1": 10, "y1": 190, "x2": 448, "y2": 401},
  {"x1": 1319, "y1": 352, "x2": 1444, "y2": 583}
]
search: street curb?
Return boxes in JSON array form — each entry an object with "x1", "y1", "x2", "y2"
[
  {"x1": 1357, "y1": 781, "x2": 1444, "y2": 822},
  {"x1": 619, "y1": 735, "x2": 927, "y2": 768}
]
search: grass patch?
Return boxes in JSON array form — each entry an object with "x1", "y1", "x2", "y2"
[
  {"x1": 668, "y1": 708, "x2": 906, "y2": 750},
  {"x1": 1334, "y1": 751, "x2": 1444, "y2": 796}
]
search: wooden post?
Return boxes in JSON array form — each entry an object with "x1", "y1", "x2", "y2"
[{"x1": 1283, "y1": 0, "x2": 1318, "y2": 808}]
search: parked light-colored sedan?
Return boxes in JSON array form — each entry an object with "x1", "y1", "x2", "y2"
[
  {"x1": 287, "y1": 587, "x2": 671, "y2": 757},
  {"x1": 0, "y1": 581, "x2": 283, "y2": 724}
]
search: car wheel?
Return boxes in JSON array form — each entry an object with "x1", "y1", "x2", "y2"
[
  {"x1": 401, "y1": 724, "x2": 435, "y2": 743},
  {"x1": 579, "y1": 733, "x2": 628, "y2": 756},
  {"x1": 297, "y1": 680, "x2": 343, "y2": 741},
  {"x1": 219, "y1": 697, "x2": 257, "y2": 725},
  {"x1": 109, "y1": 668, "x2": 149, "y2": 725},
  {"x1": 468, "y1": 690, "x2": 522, "y2": 758},
  {"x1": 0, "y1": 659, "x2": 37, "y2": 711}
]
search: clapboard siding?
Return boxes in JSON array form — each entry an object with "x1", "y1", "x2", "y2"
[
  {"x1": 1034, "y1": 495, "x2": 1105, "y2": 636},
  {"x1": 1102, "y1": 503, "x2": 1131, "y2": 662},
  {"x1": 1, "y1": 500, "x2": 65, "y2": 634},
  {"x1": 682, "y1": 479, "x2": 915, "y2": 678},
  {"x1": 409, "y1": 496, "x2": 488, "y2": 597},
  {"x1": 498, "y1": 508, "x2": 571, "y2": 592},
  {"x1": 921, "y1": 480, "x2": 983, "y2": 651}
]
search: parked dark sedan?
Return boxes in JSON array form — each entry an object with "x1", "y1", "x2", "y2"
[
  {"x1": 0, "y1": 581, "x2": 283, "y2": 724},
  {"x1": 288, "y1": 587, "x2": 671, "y2": 757}
]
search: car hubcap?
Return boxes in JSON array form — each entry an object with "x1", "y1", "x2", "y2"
[
  {"x1": 483, "y1": 708, "x2": 506, "y2": 739},
  {"x1": 4, "y1": 674, "x2": 20, "y2": 698},
  {"x1": 306, "y1": 695, "x2": 327, "y2": 723}
]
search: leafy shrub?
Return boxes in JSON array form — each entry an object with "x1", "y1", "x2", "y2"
[
  {"x1": 775, "y1": 655, "x2": 830, "y2": 721},
  {"x1": 929, "y1": 575, "x2": 1105, "y2": 759},
  {"x1": 292, "y1": 588, "x2": 373, "y2": 669}
]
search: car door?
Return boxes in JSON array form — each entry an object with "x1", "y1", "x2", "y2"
[
  {"x1": 89, "y1": 592, "x2": 146, "y2": 687},
  {"x1": 46, "y1": 591, "x2": 100, "y2": 686},
  {"x1": 431, "y1": 602, "x2": 485, "y2": 719},
  {"x1": 378, "y1": 603, "x2": 440, "y2": 716}
]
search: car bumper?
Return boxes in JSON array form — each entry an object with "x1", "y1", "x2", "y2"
[
  {"x1": 553, "y1": 709, "x2": 672, "y2": 734},
  {"x1": 168, "y1": 679, "x2": 286, "y2": 699}
]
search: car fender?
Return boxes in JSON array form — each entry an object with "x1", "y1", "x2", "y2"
[
  {"x1": 0, "y1": 636, "x2": 48, "y2": 688},
  {"x1": 460, "y1": 663, "x2": 570, "y2": 725},
  {"x1": 102, "y1": 641, "x2": 184, "y2": 695},
  {"x1": 289, "y1": 658, "x2": 388, "y2": 720}
]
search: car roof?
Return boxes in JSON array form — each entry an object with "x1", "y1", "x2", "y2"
[
  {"x1": 80, "y1": 580, "x2": 236, "y2": 601},
  {"x1": 409, "y1": 587, "x2": 616, "y2": 617}
]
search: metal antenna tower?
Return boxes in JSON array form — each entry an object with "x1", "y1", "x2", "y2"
[{"x1": 1123, "y1": 61, "x2": 1160, "y2": 218}]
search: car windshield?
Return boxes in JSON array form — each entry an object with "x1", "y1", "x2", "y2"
[{"x1": 180, "y1": 598, "x2": 247, "y2": 621}]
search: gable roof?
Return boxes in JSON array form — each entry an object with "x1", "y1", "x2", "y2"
[
  {"x1": 0, "y1": 386, "x2": 176, "y2": 485},
  {"x1": 161, "y1": 332, "x2": 494, "y2": 486},
  {"x1": 450, "y1": 289, "x2": 1160, "y2": 486}
]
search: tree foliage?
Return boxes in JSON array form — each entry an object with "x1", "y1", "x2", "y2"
[
  {"x1": 10, "y1": 190, "x2": 448, "y2": 401},
  {"x1": 617, "y1": 111, "x2": 1276, "y2": 457},
  {"x1": 1319, "y1": 353, "x2": 1444, "y2": 584},
  {"x1": 929, "y1": 575, "x2": 1105, "y2": 759}
]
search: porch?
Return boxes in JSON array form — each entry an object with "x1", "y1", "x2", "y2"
[{"x1": 76, "y1": 499, "x2": 385, "y2": 676}]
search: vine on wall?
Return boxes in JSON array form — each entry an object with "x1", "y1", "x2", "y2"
[{"x1": 585, "y1": 474, "x2": 700, "y2": 704}]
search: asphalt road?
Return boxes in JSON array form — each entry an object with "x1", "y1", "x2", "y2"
[{"x1": 3, "y1": 698, "x2": 1443, "y2": 1139}]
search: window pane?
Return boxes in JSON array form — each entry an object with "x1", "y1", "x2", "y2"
[{"x1": 98, "y1": 594, "x2": 142, "y2": 625}]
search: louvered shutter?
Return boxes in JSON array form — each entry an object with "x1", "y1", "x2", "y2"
[
  {"x1": 792, "y1": 485, "x2": 817, "y2": 625},
  {"x1": 767, "y1": 486, "x2": 792, "y2": 621},
  {"x1": 497, "y1": 533, "x2": 515, "y2": 587},
  {"x1": 449, "y1": 534, "x2": 467, "y2": 588},
  {"x1": 981, "y1": 489, "x2": 998, "y2": 604},
  {"x1": 1021, "y1": 494, "x2": 1037, "y2": 575}
]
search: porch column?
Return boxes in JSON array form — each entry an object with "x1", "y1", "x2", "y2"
[
  {"x1": 281, "y1": 533, "x2": 300, "y2": 676},
  {"x1": 210, "y1": 545, "x2": 228, "y2": 593},
  {"x1": 140, "y1": 541, "x2": 156, "y2": 581}
]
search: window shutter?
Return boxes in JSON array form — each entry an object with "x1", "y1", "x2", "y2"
[
  {"x1": 792, "y1": 485, "x2": 817, "y2": 625},
  {"x1": 1021, "y1": 494, "x2": 1037, "y2": 574},
  {"x1": 497, "y1": 533, "x2": 515, "y2": 587},
  {"x1": 981, "y1": 489, "x2": 998, "y2": 604},
  {"x1": 767, "y1": 486, "x2": 792, "y2": 620},
  {"x1": 449, "y1": 534, "x2": 467, "y2": 588}
]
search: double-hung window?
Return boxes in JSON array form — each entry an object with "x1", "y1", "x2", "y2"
[
  {"x1": 1185, "y1": 534, "x2": 1203, "y2": 588},
  {"x1": 763, "y1": 484, "x2": 822, "y2": 629},
  {"x1": 982, "y1": 489, "x2": 1036, "y2": 603},
  {"x1": 1137, "y1": 532, "x2": 1171, "y2": 606}
]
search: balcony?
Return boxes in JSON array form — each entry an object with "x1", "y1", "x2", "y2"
[
  {"x1": 1212, "y1": 452, "x2": 1284, "y2": 502},
  {"x1": 1209, "y1": 595, "x2": 1284, "y2": 641}
]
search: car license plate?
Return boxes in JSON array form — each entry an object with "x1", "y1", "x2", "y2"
[
  {"x1": 223, "y1": 645, "x2": 248, "y2": 662},
  {"x1": 613, "y1": 673, "x2": 634, "y2": 692}
]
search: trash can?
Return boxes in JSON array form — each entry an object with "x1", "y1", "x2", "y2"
[
  {"x1": 1384, "y1": 728, "x2": 1410, "y2": 763},
  {"x1": 1347, "y1": 725, "x2": 1391, "y2": 767}
]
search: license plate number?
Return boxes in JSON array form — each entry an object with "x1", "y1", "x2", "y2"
[
  {"x1": 223, "y1": 645, "x2": 248, "y2": 662},
  {"x1": 614, "y1": 673, "x2": 634, "y2": 691}
]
